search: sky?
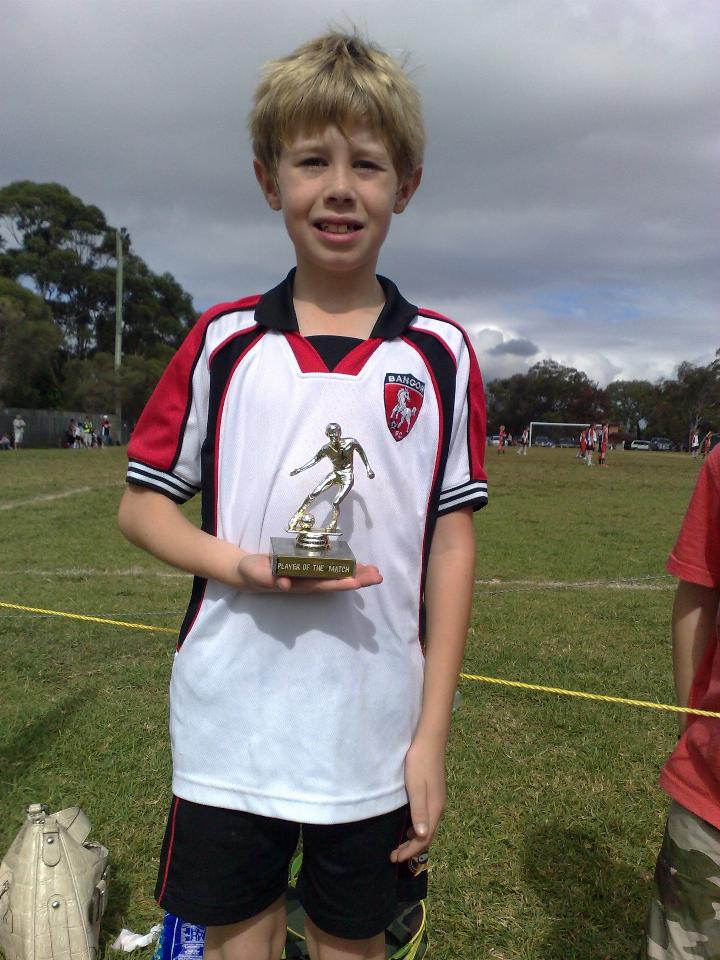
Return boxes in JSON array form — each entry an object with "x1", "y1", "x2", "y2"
[{"x1": 2, "y1": 0, "x2": 719, "y2": 386}]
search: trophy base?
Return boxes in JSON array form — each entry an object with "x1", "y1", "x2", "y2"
[{"x1": 271, "y1": 537, "x2": 356, "y2": 579}]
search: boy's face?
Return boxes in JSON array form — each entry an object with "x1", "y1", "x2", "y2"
[{"x1": 254, "y1": 124, "x2": 421, "y2": 282}]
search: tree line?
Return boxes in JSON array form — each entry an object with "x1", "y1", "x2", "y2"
[
  {"x1": 1, "y1": 180, "x2": 718, "y2": 441},
  {"x1": 0, "y1": 181, "x2": 196, "y2": 421},
  {"x1": 487, "y1": 356, "x2": 719, "y2": 445}
]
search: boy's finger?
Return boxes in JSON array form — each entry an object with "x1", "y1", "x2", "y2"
[
  {"x1": 407, "y1": 780, "x2": 429, "y2": 842},
  {"x1": 288, "y1": 566, "x2": 382, "y2": 592},
  {"x1": 390, "y1": 832, "x2": 429, "y2": 863}
]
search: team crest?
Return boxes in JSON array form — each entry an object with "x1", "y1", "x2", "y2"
[{"x1": 384, "y1": 373, "x2": 425, "y2": 441}]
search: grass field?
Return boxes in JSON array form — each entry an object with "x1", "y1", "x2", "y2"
[{"x1": 0, "y1": 444, "x2": 702, "y2": 959}]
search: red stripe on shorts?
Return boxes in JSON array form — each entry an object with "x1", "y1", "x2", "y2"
[{"x1": 157, "y1": 796, "x2": 181, "y2": 904}]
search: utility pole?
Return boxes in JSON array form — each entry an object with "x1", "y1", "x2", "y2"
[{"x1": 114, "y1": 230, "x2": 124, "y2": 432}]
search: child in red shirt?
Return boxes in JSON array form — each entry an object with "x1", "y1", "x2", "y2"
[{"x1": 641, "y1": 445, "x2": 720, "y2": 958}]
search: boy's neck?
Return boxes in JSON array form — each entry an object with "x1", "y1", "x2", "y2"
[{"x1": 292, "y1": 265, "x2": 385, "y2": 340}]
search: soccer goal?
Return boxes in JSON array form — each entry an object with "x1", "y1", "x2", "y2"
[{"x1": 529, "y1": 421, "x2": 590, "y2": 448}]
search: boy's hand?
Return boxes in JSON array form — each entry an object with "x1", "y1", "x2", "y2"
[
  {"x1": 236, "y1": 552, "x2": 382, "y2": 593},
  {"x1": 390, "y1": 737, "x2": 446, "y2": 863}
]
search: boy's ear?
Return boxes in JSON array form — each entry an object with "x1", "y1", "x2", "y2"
[
  {"x1": 393, "y1": 167, "x2": 423, "y2": 214},
  {"x1": 254, "y1": 159, "x2": 282, "y2": 211}
]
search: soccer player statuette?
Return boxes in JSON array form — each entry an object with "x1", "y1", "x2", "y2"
[{"x1": 271, "y1": 423, "x2": 375, "y2": 579}]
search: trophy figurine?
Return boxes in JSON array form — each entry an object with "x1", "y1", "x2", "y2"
[{"x1": 271, "y1": 422, "x2": 375, "y2": 579}]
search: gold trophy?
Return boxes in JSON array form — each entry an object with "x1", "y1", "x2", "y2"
[{"x1": 271, "y1": 423, "x2": 375, "y2": 579}]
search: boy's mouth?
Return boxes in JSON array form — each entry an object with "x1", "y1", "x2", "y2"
[{"x1": 315, "y1": 222, "x2": 362, "y2": 234}]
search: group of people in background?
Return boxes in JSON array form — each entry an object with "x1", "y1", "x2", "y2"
[
  {"x1": 494, "y1": 423, "x2": 609, "y2": 464},
  {"x1": 496, "y1": 424, "x2": 510, "y2": 452},
  {"x1": 0, "y1": 414, "x2": 27, "y2": 451},
  {"x1": 578, "y1": 424, "x2": 609, "y2": 467},
  {"x1": 64, "y1": 416, "x2": 112, "y2": 449},
  {"x1": 690, "y1": 429, "x2": 715, "y2": 460}
]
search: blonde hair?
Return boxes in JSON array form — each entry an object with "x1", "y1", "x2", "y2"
[{"x1": 249, "y1": 32, "x2": 425, "y2": 184}]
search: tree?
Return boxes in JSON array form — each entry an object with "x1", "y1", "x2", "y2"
[
  {"x1": 487, "y1": 360, "x2": 607, "y2": 432},
  {"x1": 0, "y1": 279, "x2": 63, "y2": 407},
  {"x1": 0, "y1": 180, "x2": 195, "y2": 363},
  {"x1": 606, "y1": 380, "x2": 658, "y2": 438},
  {"x1": 95, "y1": 255, "x2": 195, "y2": 357},
  {"x1": 655, "y1": 361, "x2": 720, "y2": 444},
  {"x1": 0, "y1": 181, "x2": 116, "y2": 355},
  {"x1": 62, "y1": 347, "x2": 176, "y2": 423}
]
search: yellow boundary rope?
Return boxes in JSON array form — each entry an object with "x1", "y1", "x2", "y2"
[
  {"x1": 0, "y1": 600, "x2": 176, "y2": 634},
  {"x1": 3, "y1": 599, "x2": 720, "y2": 719},
  {"x1": 459, "y1": 673, "x2": 720, "y2": 719}
]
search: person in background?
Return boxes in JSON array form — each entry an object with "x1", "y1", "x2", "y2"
[
  {"x1": 82, "y1": 415, "x2": 94, "y2": 448},
  {"x1": 598, "y1": 423, "x2": 609, "y2": 468},
  {"x1": 585, "y1": 424, "x2": 598, "y2": 466},
  {"x1": 518, "y1": 425, "x2": 529, "y2": 455},
  {"x1": 100, "y1": 416, "x2": 112, "y2": 447},
  {"x1": 578, "y1": 429, "x2": 587, "y2": 460},
  {"x1": 640, "y1": 444, "x2": 720, "y2": 958},
  {"x1": 691, "y1": 429, "x2": 700, "y2": 458},
  {"x1": 12, "y1": 413, "x2": 26, "y2": 451}
]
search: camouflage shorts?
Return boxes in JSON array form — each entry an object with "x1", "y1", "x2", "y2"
[{"x1": 640, "y1": 801, "x2": 720, "y2": 959}]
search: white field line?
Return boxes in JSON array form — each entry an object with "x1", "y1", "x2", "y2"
[
  {"x1": 0, "y1": 483, "x2": 122, "y2": 511},
  {"x1": 0, "y1": 573, "x2": 672, "y2": 622},
  {"x1": 475, "y1": 574, "x2": 674, "y2": 594},
  {"x1": 1, "y1": 569, "x2": 672, "y2": 590}
]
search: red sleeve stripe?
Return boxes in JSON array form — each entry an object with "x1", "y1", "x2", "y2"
[
  {"x1": 416, "y1": 309, "x2": 487, "y2": 479},
  {"x1": 465, "y1": 337, "x2": 487, "y2": 481},
  {"x1": 128, "y1": 298, "x2": 260, "y2": 473}
]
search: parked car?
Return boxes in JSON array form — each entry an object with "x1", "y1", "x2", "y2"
[
  {"x1": 650, "y1": 437, "x2": 673, "y2": 451},
  {"x1": 557, "y1": 437, "x2": 577, "y2": 448},
  {"x1": 488, "y1": 435, "x2": 500, "y2": 446},
  {"x1": 630, "y1": 439, "x2": 652, "y2": 450},
  {"x1": 533, "y1": 436, "x2": 556, "y2": 447}
]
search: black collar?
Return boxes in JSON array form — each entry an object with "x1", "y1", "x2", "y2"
[{"x1": 253, "y1": 268, "x2": 418, "y2": 340}]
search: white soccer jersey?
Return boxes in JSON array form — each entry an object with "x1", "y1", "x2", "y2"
[{"x1": 127, "y1": 271, "x2": 487, "y2": 824}]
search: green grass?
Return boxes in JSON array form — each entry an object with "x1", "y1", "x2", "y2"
[{"x1": 0, "y1": 446, "x2": 702, "y2": 958}]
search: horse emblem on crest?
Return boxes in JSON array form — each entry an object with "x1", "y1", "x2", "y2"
[{"x1": 384, "y1": 373, "x2": 425, "y2": 441}]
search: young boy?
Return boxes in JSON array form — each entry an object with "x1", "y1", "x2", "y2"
[
  {"x1": 118, "y1": 32, "x2": 487, "y2": 960},
  {"x1": 641, "y1": 444, "x2": 720, "y2": 959}
]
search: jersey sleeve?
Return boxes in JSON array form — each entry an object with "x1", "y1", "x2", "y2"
[
  {"x1": 125, "y1": 314, "x2": 211, "y2": 503},
  {"x1": 666, "y1": 446, "x2": 720, "y2": 588},
  {"x1": 437, "y1": 333, "x2": 488, "y2": 516}
]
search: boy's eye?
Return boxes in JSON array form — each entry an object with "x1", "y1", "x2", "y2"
[
  {"x1": 299, "y1": 157, "x2": 326, "y2": 167},
  {"x1": 354, "y1": 160, "x2": 381, "y2": 170}
]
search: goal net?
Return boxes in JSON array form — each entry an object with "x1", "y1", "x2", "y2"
[{"x1": 529, "y1": 421, "x2": 590, "y2": 448}]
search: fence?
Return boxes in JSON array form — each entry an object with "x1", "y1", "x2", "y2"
[{"x1": 0, "y1": 407, "x2": 126, "y2": 449}]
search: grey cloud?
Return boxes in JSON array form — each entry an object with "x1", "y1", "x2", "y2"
[
  {"x1": 488, "y1": 338, "x2": 540, "y2": 358},
  {"x1": 1, "y1": 0, "x2": 718, "y2": 385}
]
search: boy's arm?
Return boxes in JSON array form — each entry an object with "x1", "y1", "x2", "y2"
[
  {"x1": 117, "y1": 485, "x2": 381, "y2": 592},
  {"x1": 672, "y1": 578, "x2": 720, "y2": 734},
  {"x1": 391, "y1": 506, "x2": 475, "y2": 863}
]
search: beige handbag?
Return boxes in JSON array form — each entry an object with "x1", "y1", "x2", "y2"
[{"x1": 0, "y1": 804, "x2": 109, "y2": 960}]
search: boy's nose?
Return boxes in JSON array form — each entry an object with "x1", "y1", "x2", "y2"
[{"x1": 324, "y1": 166, "x2": 355, "y2": 203}]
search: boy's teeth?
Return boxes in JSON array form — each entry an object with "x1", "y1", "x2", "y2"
[{"x1": 321, "y1": 223, "x2": 355, "y2": 233}]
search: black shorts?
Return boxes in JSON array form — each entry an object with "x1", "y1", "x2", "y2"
[{"x1": 155, "y1": 796, "x2": 427, "y2": 940}]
